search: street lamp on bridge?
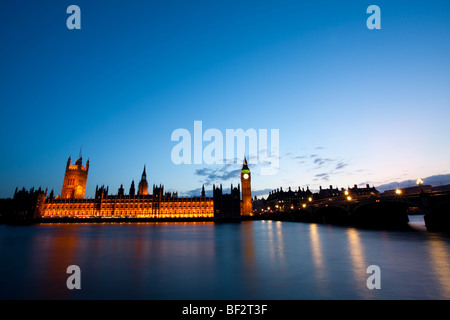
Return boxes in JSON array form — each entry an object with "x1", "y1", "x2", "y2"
[{"x1": 416, "y1": 178, "x2": 424, "y2": 193}]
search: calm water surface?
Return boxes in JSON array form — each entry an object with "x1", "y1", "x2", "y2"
[{"x1": 1, "y1": 216, "x2": 450, "y2": 300}]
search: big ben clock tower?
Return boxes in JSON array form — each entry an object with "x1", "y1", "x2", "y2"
[{"x1": 240, "y1": 157, "x2": 253, "y2": 216}]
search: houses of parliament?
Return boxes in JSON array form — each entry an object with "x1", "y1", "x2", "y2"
[{"x1": 13, "y1": 155, "x2": 253, "y2": 221}]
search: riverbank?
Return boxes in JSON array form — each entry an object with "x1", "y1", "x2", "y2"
[
  {"x1": 0, "y1": 216, "x2": 241, "y2": 225},
  {"x1": 0, "y1": 213, "x2": 428, "y2": 232}
]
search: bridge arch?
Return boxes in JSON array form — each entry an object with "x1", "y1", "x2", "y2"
[
  {"x1": 351, "y1": 201, "x2": 410, "y2": 229},
  {"x1": 314, "y1": 205, "x2": 350, "y2": 225}
]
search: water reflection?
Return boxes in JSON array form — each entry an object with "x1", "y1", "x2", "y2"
[
  {"x1": 274, "y1": 221, "x2": 285, "y2": 266},
  {"x1": 346, "y1": 228, "x2": 371, "y2": 299},
  {"x1": 309, "y1": 224, "x2": 323, "y2": 270},
  {"x1": 242, "y1": 221, "x2": 255, "y2": 266},
  {"x1": 2, "y1": 222, "x2": 450, "y2": 299},
  {"x1": 309, "y1": 224, "x2": 328, "y2": 296},
  {"x1": 265, "y1": 220, "x2": 275, "y2": 261},
  {"x1": 262, "y1": 220, "x2": 285, "y2": 265},
  {"x1": 29, "y1": 225, "x2": 82, "y2": 299},
  {"x1": 428, "y1": 235, "x2": 450, "y2": 299}
]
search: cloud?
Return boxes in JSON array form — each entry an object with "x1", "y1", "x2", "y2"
[
  {"x1": 194, "y1": 165, "x2": 242, "y2": 185},
  {"x1": 290, "y1": 150, "x2": 352, "y2": 181},
  {"x1": 251, "y1": 188, "x2": 273, "y2": 198},
  {"x1": 335, "y1": 161, "x2": 349, "y2": 170},
  {"x1": 315, "y1": 173, "x2": 329, "y2": 177},
  {"x1": 259, "y1": 159, "x2": 274, "y2": 166},
  {"x1": 186, "y1": 187, "x2": 273, "y2": 199},
  {"x1": 313, "y1": 157, "x2": 334, "y2": 168},
  {"x1": 223, "y1": 157, "x2": 239, "y2": 164},
  {"x1": 184, "y1": 187, "x2": 213, "y2": 197},
  {"x1": 314, "y1": 173, "x2": 330, "y2": 181}
]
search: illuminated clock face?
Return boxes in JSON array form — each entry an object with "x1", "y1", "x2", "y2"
[{"x1": 243, "y1": 173, "x2": 249, "y2": 179}]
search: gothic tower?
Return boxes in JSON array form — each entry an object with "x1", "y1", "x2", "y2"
[
  {"x1": 61, "y1": 155, "x2": 89, "y2": 199},
  {"x1": 240, "y1": 157, "x2": 252, "y2": 216},
  {"x1": 129, "y1": 180, "x2": 135, "y2": 196},
  {"x1": 138, "y1": 165, "x2": 149, "y2": 195}
]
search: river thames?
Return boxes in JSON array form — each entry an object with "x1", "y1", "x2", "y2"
[{"x1": 1, "y1": 216, "x2": 449, "y2": 300}]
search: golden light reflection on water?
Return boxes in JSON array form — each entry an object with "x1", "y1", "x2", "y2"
[
  {"x1": 30, "y1": 225, "x2": 81, "y2": 299},
  {"x1": 309, "y1": 224, "x2": 328, "y2": 295},
  {"x1": 428, "y1": 236, "x2": 450, "y2": 299},
  {"x1": 27, "y1": 223, "x2": 220, "y2": 299},
  {"x1": 263, "y1": 220, "x2": 285, "y2": 266},
  {"x1": 242, "y1": 221, "x2": 255, "y2": 267},
  {"x1": 309, "y1": 224, "x2": 323, "y2": 269},
  {"x1": 346, "y1": 228, "x2": 372, "y2": 299},
  {"x1": 275, "y1": 221, "x2": 285, "y2": 265},
  {"x1": 265, "y1": 220, "x2": 274, "y2": 260}
]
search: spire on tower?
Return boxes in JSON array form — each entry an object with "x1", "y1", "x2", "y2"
[
  {"x1": 242, "y1": 156, "x2": 249, "y2": 170},
  {"x1": 138, "y1": 165, "x2": 149, "y2": 195},
  {"x1": 142, "y1": 165, "x2": 147, "y2": 178},
  {"x1": 129, "y1": 180, "x2": 135, "y2": 196}
]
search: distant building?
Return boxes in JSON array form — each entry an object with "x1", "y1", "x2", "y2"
[
  {"x1": 317, "y1": 185, "x2": 341, "y2": 200},
  {"x1": 348, "y1": 184, "x2": 379, "y2": 198},
  {"x1": 316, "y1": 184, "x2": 379, "y2": 200},
  {"x1": 0, "y1": 187, "x2": 46, "y2": 222},
  {"x1": 264, "y1": 186, "x2": 313, "y2": 211},
  {"x1": 213, "y1": 184, "x2": 241, "y2": 220},
  {"x1": 252, "y1": 196, "x2": 267, "y2": 213}
]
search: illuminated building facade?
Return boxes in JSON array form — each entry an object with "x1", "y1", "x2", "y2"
[
  {"x1": 263, "y1": 186, "x2": 314, "y2": 212},
  {"x1": 61, "y1": 156, "x2": 89, "y2": 199},
  {"x1": 347, "y1": 184, "x2": 379, "y2": 198},
  {"x1": 42, "y1": 182, "x2": 214, "y2": 219},
  {"x1": 40, "y1": 192, "x2": 214, "y2": 219},
  {"x1": 38, "y1": 157, "x2": 248, "y2": 220}
]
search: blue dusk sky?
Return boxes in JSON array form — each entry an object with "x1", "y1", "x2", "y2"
[{"x1": 1, "y1": 0, "x2": 450, "y2": 199}]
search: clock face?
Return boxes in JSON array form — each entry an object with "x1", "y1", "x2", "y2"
[{"x1": 243, "y1": 173, "x2": 249, "y2": 179}]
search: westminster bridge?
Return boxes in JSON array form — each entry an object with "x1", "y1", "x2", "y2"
[{"x1": 255, "y1": 190, "x2": 450, "y2": 232}]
